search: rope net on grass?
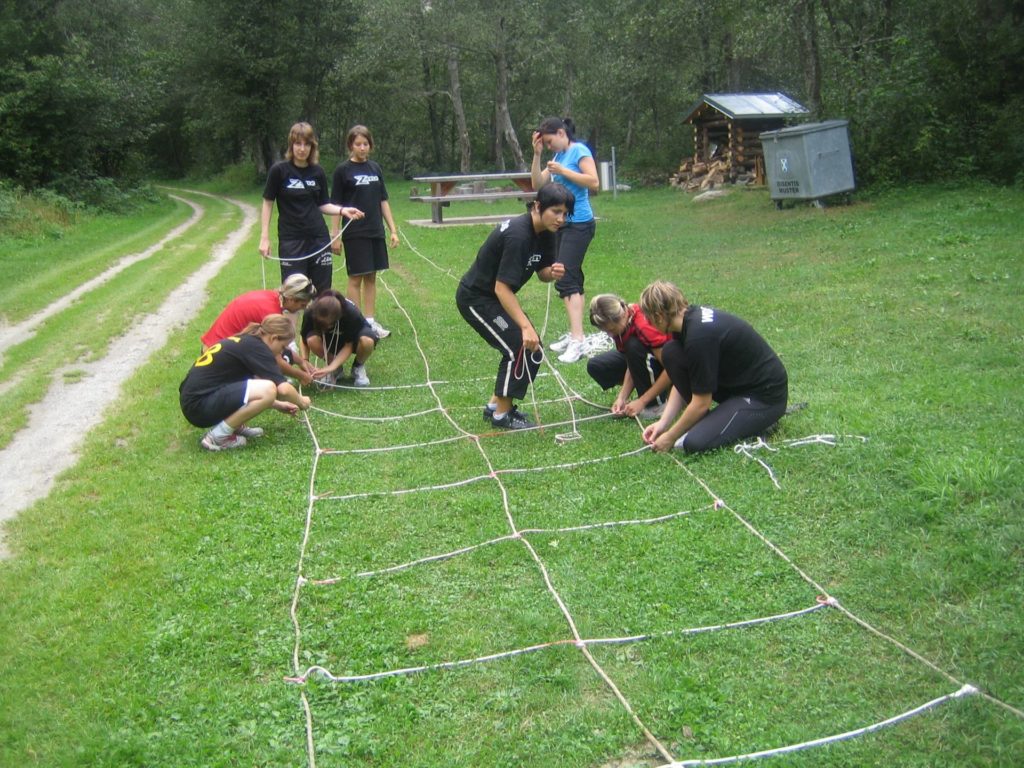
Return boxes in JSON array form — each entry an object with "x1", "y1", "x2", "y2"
[{"x1": 280, "y1": 232, "x2": 1016, "y2": 768}]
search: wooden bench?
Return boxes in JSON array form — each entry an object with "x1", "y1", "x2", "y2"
[{"x1": 411, "y1": 172, "x2": 536, "y2": 225}]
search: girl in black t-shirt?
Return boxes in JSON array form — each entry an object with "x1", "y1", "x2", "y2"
[
  {"x1": 330, "y1": 125, "x2": 400, "y2": 339},
  {"x1": 455, "y1": 183, "x2": 572, "y2": 430},
  {"x1": 639, "y1": 281, "x2": 788, "y2": 454},
  {"x1": 179, "y1": 314, "x2": 312, "y2": 452},
  {"x1": 302, "y1": 289, "x2": 379, "y2": 388},
  {"x1": 259, "y1": 122, "x2": 365, "y2": 293}
]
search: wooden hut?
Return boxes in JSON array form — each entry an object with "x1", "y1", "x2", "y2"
[{"x1": 674, "y1": 93, "x2": 808, "y2": 190}]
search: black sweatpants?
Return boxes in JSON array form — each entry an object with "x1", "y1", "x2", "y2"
[
  {"x1": 586, "y1": 336, "x2": 664, "y2": 403},
  {"x1": 662, "y1": 341, "x2": 787, "y2": 453},
  {"x1": 456, "y1": 292, "x2": 542, "y2": 401}
]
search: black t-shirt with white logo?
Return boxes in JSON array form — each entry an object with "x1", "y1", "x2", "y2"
[
  {"x1": 263, "y1": 161, "x2": 330, "y2": 240},
  {"x1": 672, "y1": 306, "x2": 788, "y2": 405},
  {"x1": 457, "y1": 214, "x2": 555, "y2": 302},
  {"x1": 330, "y1": 159, "x2": 388, "y2": 240}
]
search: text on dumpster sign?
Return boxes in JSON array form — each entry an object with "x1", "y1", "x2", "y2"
[{"x1": 775, "y1": 180, "x2": 801, "y2": 194}]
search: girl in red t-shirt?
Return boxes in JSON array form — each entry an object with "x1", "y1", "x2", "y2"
[{"x1": 586, "y1": 293, "x2": 672, "y2": 419}]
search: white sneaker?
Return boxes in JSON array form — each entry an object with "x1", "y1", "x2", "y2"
[
  {"x1": 557, "y1": 338, "x2": 587, "y2": 363},
  {"x1": 548, "y1": 333, "x2": 572, "y2": 352},
  {"x1": 315, "y1": 370, "x2": 337, "y2": 391},
  {"x1": 201, "y1": 431, "x2": 247, "y2": 451},
  {"x1": 352, "y1": 364, "x2": 370, "y2": 387},
  {"x1": 234, "y1": 424, "x2": 265, "y2": 438},
  {"x1": 369, "y1": 319, "x2": 391, "y2": 339}
]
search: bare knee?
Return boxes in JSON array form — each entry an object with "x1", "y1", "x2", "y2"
[
  {"x1": 307, "y1": 335, "x2": 325, "y2": 359},
  {"x1": 356, "y1": 337, "x2": 375, "y2": 360},
  {"x1": 248, "y1": 379, "x2": 278, "y2": 406}
]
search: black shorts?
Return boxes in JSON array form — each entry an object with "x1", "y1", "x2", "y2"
[
  {"x1": 555, "y1": 220, "x2": 595, "y2": 297},
  {"x1": 313, "y1": 326, "x2": 379, "y2": 357},
  {"x1": 343, "y1": 237, "x2": 389, "y2": 277},
  {"x1": 180, "y1": 381, "x2": 251, "y2": 429},
  {"x1": 279, "y1": 236, "x2": 333, "y2": 294}
]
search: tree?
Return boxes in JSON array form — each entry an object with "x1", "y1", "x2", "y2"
[{"x1": 0, "y1": 0, "x2": 161, "y2": 188}]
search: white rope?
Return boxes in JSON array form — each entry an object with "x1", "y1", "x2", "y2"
[
  {"x1": 304, "y1": 504, "x2": 712, "y2": 582},
  {"x1": 734, "y1": 434, "x2": 870, "y2": 489},
  {"x1": 309, "y1": 402, "x2": 444, "y2": 422},
  {"x1": 667, "y1": 684, "x2": 978, "y2": 767},
  {"x1": 315, "y1": 444, "x2": 649, "y2": 502},
  {"x1": 263, "y1": 217, "x2": 354, "y2": 264},
  {"x1": 286, "y1": 601, "x2": 828, "y2": 685},
  {"x1": 400, "y1": 227, "x2": 460, "y2": 281},
  {"x1": 286, "y1": 228, "x2": 1023, "y2": 768}
]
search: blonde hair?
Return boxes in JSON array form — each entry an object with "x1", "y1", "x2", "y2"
[
  {"x1": 285, "y1": 122, "x2": 319, "y2": 165},
  {"x1": 279, "y1": 273, "x2": 315, "y2": 301},
  {"x1": 639, "y1": 281, "x2": 688, "y2": 323},
  {"x1": 243, "y1": 313, "x2": 295, "y2": 342},
  {"x1": 589, "y1": 293, "x2": 629, "y2": 329}
]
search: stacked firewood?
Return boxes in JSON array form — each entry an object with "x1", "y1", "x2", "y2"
[{"x1": 670, "y1": 158, "x2": 760, "y2": 191}]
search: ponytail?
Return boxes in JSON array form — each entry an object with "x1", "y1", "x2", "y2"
[{"x1": 245, "y1": 313, "x2": 295, "y2": 342}]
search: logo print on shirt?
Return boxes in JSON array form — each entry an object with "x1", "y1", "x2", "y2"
[
  {"x1": 701, "y1": 307, "x2": 715, "y2": 323},
  {"x1": 354, "y1": 174, "x2": 380, "y2": 185},
  {"x1": 527, "y1": 254, "x2": 542, "y2": 266},
  {"x1": 286, "y1": 178, "x2": 307, "y2": 190}
]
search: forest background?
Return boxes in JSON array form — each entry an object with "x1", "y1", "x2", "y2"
[{"x1": 1, "y1": 0, "x2": 1023, "y2": 210}]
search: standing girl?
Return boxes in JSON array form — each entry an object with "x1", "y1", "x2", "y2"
[
  {"x1": 259, "y1": 122, "x2": 364, "y2": 294},
  {"x1": 456, "y1": 184, "x2": 571, "y2": 430},
  {"x1": 586, "y1": 293, "x2": 672, "y2": 419},
  {"x1": 179, "y1": 315, "x2": 312, "y2": 452},
  {"x1": 531, "y1": 117, "x2": 600, "y2": 364},
  {"x1": 331, "y1": 125, "x2": 400, "y2": 339}
]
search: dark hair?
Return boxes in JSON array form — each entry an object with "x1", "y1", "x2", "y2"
[
  {"x1": 310, "y1": 289, "x2": 345, "y2": 329},
  {"x1": 537, "y1": 116, "x2": 576, "y2": 142},
  {"x1": 534, "y1": 182, "x2": 575, "y2": 218},
  {"x1": 346, "y1": 124, "x2": 374, "y2": 150}
]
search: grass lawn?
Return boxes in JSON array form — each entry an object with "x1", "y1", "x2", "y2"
[{"x1": 0, "y1": 181, "x2": 1022, "y2": 766}]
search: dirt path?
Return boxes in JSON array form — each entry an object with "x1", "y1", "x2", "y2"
[{"x1": 0, "y1": 191, "x2": 257, "y2": 558}]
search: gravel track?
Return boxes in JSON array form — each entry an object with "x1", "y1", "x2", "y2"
[{"x1": 0, "y1": 191, "x2": 257, "y2": 558}]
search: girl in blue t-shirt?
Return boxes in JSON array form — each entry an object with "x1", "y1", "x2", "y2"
[{"x1": 531, "y1": 116, "x2": 600, "y2": 365}]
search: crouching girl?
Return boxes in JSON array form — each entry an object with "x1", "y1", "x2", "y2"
[
  {"x1": 586, "y1": 293, "x2": 672, "y2": 419},
  {"x1": 179, "y1": 314, "x2": 312, "y2": 451},
  {"x1": 302, "y1": 289, "x2": 379, "y2": 388}
]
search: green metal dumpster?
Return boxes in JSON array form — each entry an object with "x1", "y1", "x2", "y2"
[{"x1": 760, "y1": 119, "x2": 854, "y2": 205}]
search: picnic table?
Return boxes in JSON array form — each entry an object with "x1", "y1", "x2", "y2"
[{"x1": 410, "y1": 172, "x2": 536, "y2": 225}]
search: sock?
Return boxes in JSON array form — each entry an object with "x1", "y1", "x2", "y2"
[
  {"x1": 212, "y1": 421, "x2": 234, "y2": 439},
  {"x1": 366, "y1": 316, "x2": 375, "y2": 324},
  {"x1": 485, "y1": 403, "x2": 497, "y2": 412}
]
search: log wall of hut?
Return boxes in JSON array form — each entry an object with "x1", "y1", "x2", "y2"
[{"x1": 693, "y1": 117, "x2": 786, "y2": 181}]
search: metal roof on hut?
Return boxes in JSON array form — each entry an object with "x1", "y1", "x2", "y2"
[
  {"x1": 684, "y1": 93, "x2": 809, "y2": 122},
  {"x1": 677, "y1": 92, "x2": 808, "y2": 188}
]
